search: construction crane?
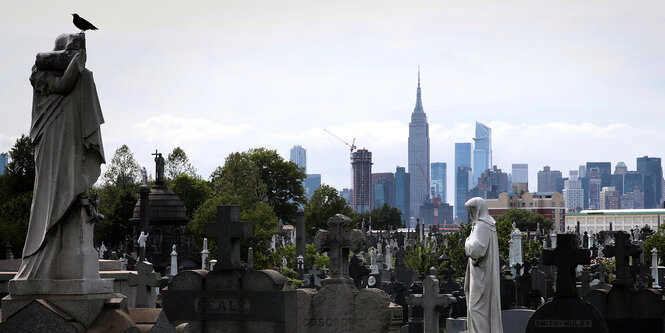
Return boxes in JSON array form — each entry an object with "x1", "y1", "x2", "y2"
[
  {"x1": 323, "y1": 128, "x2": 360, "y2": 211},
  {"x1": 323, "y1": 129, "x2": 356, "y2": 154}
]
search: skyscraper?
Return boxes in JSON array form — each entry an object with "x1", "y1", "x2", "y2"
[
  {"x1": 304, "y1": 174, "x2": 321, "y2": 200},
  {"x1": 372, "y1": 172, "x2": 395, "y2": 208},
  {"x1": 455, "y1": 143, "x2": 472, "y2": 220},
  {"x1": 584, "y1": 162, "x2": 611, "y2": 209},
  {"x1": 431, "y1": 162, "x2": 447, "y2": 203},
  {"x1": 537, "y1": 166, "x2": 562, "y2": 193},
  {"x1": 351, "y1": 149, "x2": 372, "y2": 213},
  {"x1": 456, "y1": 166, "x2": 473, "y2": 223},
  {"x1": 473, "y1": 122, "x2": 492, "y2": 186},
  {"x1": 511, "y1": 163, "x2": 528, "y2": 184},
  {"x1": 563, "y1": 170, "x2": 584, "y2": 211},
  {"x1": 289, "y1": 145, "x2": 306, "y2": 172},
  {"x1": 588, "y1": 168, "x2": 602, "y2": 209},
  {"x1": 0, "y1": 152, "x2": 7, "y2": 175},
  {"x1": 395, "y1": 166, "x2": 410, "y2": 225},
  {"x1": 637, "y1": 156, "x2": 663, "y2": 208},
  {"x1": 408, "y1": 69, "x2": 430, "y2": 221}
]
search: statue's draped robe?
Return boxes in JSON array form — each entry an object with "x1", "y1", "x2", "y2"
[
  {"x1": 464, "y1": 197, "x2": 503, "y2": 333},
  {"x1": 15, "y1": 66, "x2": 104, "y2": 279}
]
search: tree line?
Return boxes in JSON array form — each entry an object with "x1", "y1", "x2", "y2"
[{"x1": 0, "y1": 136, "x2": 403, "y2": 269}]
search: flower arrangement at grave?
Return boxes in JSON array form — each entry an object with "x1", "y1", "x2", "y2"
[{"x1": 584, "y1": 256, "x2": 616, "y2": 283}]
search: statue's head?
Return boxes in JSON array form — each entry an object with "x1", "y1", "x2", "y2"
[{"x1": 465, "y1": 197, "x2": 494, "y2": 225}]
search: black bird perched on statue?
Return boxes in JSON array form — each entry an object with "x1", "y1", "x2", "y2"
[{"x1": 72, "y1": 13, "x2": 98, "y2": 32}]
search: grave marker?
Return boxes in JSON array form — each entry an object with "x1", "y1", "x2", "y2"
[
  {"x1": 526, "y1": 234, "x2": 607, "y2": 333},
  {"x1": 205, "y1": 206, "x2": 253, "y2": 270},
  {"x1": 406, "y1": 267, "x2": 455, "y2": 333}
]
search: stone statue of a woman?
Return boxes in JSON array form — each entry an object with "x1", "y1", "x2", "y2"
[
  {"x1": 10, "y1": 33, "x2": 111, "y2": 295},
  {"x1": 464, "y1": 197, "x2": 503, "y2": 332}
]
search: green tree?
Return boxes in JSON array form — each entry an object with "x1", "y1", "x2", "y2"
[
  {"x1": 523, "y1": 238, "x2": 543, "y2": 263},
  {"x1": 644, "y1": 231, "x2": 665, "y2": 266},
  {"x1": 306, "y1": 243, "x2": 330, "y2": 269},
  {"x1": 170, "y1": 174, "x2": 212, "y2": 219},
  {"x1": 494, "y1": 208, "x2": 553, "y2": 235},
  {"x1": 404, "y1": 239, "x2": 446, "y2": 277},
  {"x1": 304, "y1": 184, "x2": 353, "y2": 238},
  {"x1": 442, "y1": 222, "x2": 472, "y2": 277},
  {"x1": 93, "y1": 145, "x2": 142, "y2": 245},
  {"x1": 102, "y1": 145, "x2": 142, "y2": 185},
  {"x1": 92, "y1": 182, "x2": 139, "y2": 245},
  {"x1": 4, "y1": 134, "x2": 35, "y2": 193},
  {"x1": 354, "y1": 204, "x2": 403, "y2": 231},
  {"x1": 495, "y1": 217, "x2": 513, "y2": 260},
  {"x1": 0, "y1": 135, "x2": 35, "y2": 258},
  {"x1": 165, "y1": 147, "x2": 198, "y2": 180},
  {"x1": 210, "y1": 152, "x2": 266, "y2": 209},
  {"x1": 188, "y1": 195, "x2": 278, "y2": 270},
  {"x1": 246, "y1": 148, "x2": 306, "y2": 222}
]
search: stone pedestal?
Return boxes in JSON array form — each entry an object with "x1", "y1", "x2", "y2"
[
  {"x1": 1, "y1": 293, "x2": 124, "y2": 327},
  {"x1": 8, "y1": 206, "x2": 113, "y2": 295}
]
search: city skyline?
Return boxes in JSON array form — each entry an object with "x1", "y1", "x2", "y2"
[{"x1": 1, "y1": 1, "x2": 665, "y2": 206}]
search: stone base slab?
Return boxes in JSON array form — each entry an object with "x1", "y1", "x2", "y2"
[
  {"x1": 1, "y1": 292, "x2": 125, "y2": 328},
  {"x1": 8, "y1": 277, "x2": 113, "y2": 295}
]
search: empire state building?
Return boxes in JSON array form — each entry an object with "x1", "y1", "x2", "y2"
[{"x1": 408, "y1": 69, "x2": 430, "y2": 226}]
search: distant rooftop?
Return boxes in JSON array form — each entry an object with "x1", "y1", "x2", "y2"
[{"x1": 567, "y1": 209, "x2": 665, "y2": 216}]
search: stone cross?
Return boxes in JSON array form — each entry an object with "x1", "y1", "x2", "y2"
[
  {"x1": 135, "y1": 261, "x2": 158, "y2": 308},
  {"x1": 313, "y1": 214, "x2": 366, "y2": 278},
  {"x1": 407, "y1": 267, "x2": 456, "y2": 333},
  {"x1": 542, "y1": 233, "x2": 590, "y2": 298},
  {"x1": 205, "y1": 206, "x2": 253, "y2": 270},
  {"x1": 310, "y1": 265, "x2": 323, "y2": 287},
  {"x1": 603, "y1": 230, "x2": 641, "y2": 285}
]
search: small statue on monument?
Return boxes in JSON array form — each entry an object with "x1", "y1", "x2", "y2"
[
  {"x1": 141, "y1": 166, "x2": 148, "y2": 186},
  {"x1": 464, "y1": 197, "x2": 503, "y2": 333},
  {"x1": 152, "y1": 150, "x2": 165, "y2": 184},
  {"x1": 138, "y1": 231, "x2": 149, "y2": 262}
]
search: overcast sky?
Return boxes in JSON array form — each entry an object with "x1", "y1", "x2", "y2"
[{"x1": 1, "y1": 0, "x2": 665, "y2": 204}]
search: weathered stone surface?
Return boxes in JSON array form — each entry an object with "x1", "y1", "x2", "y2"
[
  {"x1": 1, "y1": 293, "x2": 122, "y2": 327},
  {"x1": 0, "y1": 299, "x2": 84, "y2": 333},
  {"x1": 88, "y1": 307, "x2": 139, "y2": 333},
  {"x1": 163, "y1": 268, "x2": 296, "y2": 332},
  {"x1": 501, "y1": 309, "x2": 534, "y2": 333},
  {"x1": 526, "y1": 293, "x2": 607, "y2": 332}
]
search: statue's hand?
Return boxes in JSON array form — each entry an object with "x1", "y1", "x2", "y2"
[{"x1": 73, "y1": 51, "x2": 86, "y2": 71}]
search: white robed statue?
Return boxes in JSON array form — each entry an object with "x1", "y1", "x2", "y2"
[
  {"x1": 464, "y1": 197, "x2": 503, "y2": 333},
  {"x1": 10, "y1": 33, "x2": 111, "y2": 295}
]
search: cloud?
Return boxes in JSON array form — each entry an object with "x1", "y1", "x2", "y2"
[{"x1": 130, "y1": 115, "x2": 252, "y2": 147}]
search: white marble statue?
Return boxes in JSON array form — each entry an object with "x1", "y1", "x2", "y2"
[
  {"x1": 464, "y1": 197, "x2": 503, "y2": 333},
  {"x1": 14, "y1": 33, "x2": 106, "y2": 284},
  {"x1": 138, "y1": 231, "x2": 149, "y2": 248}
]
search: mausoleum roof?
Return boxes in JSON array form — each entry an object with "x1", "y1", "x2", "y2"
[{"x1": 131, "y1": 183, "x2": 188, "y2": 224}]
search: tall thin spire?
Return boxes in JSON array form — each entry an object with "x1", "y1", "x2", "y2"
[{"x1": 414, "y1": 66, "x2": 424, "y2": 113}]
